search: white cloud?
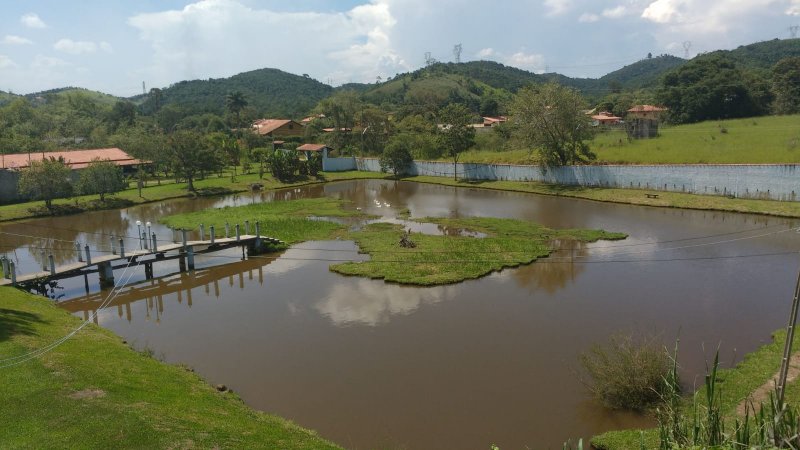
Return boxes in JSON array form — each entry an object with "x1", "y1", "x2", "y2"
[
  {"x1": 642, "y1": 0, "x2": 683, "y2": 23},
  {"x1": 506, "y1": 51, "x2": 546, "y2": 71},
  {"x1": 578, "y1": 12, "x2": 600, "y2": 22},
  {"x1": 788, "y1": 0, "x2": 800, "y2": 14},
  {"x1": 128, "y1": 0, "x2": 408, "y2": 87},
  {"x1": 0, "y1": 55, "x2": 17, "y2": 69},
  {"x1": 3, "y1": 35, "x2": 33, "y2": 45},
  {"x1": 31, "y1": 55, "x2": 70, "y2": 70},
  {"x1": 602, "y1": 5, "x2": 629, "y2": 18},
  {"x1": 21, "y1": 13, "x2": 47, "y2": 29},
  {"x1": 476, "y1": 47, "x2": 496, "y2": 58},
  {"x1": 53, "y1": 39, "x2": 113, "y2": 55},
  {"x1": 544, "y1": 0, "x2": 573, "y2": 16}
]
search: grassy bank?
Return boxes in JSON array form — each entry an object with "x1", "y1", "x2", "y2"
[
  {"x1": 330, "y1": 218, "x2": 625, "y2": 285},
  {"x1": 401, "y1": 176, "x2": 800, "y2": 218},
  {"x1": 161, "y1": 197, "x2": 361, "y2": 245},
  {"x1": 0, "y1": 287, "x2": 341, "y2": 449},
  {"x1": 0, "y1": 170, "x2": 384, "y2": 223},
  {"x1": 591, "y1": 329, "x2": 800, "y2": 449},
  {"x1": 162, "y1": 202, "x2": 625, "y2": 286}
]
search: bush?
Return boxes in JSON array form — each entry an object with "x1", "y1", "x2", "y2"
[
  {"x1": 268, "y1": 150, "x2": 299, "y2": 181},
  {"x1": 379, "y1": 140, "x2": 414, "y2": 176},
  {"x1": 579, "y1": 333, "x2": 670, "y2": 411}
]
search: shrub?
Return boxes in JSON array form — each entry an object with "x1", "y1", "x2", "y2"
[{"x1": 579, "y1": 333, "x2": 670, "y2": 411}]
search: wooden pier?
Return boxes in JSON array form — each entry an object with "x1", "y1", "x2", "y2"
[{"x1": 1, "y1": 226, "x2": 283, "y2": 289}]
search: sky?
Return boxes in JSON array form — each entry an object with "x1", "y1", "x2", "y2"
[{"x1": 1, "y1": 0, "x2": 799, "y2": 97}]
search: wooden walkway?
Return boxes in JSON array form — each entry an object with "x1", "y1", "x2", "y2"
[{"x1": 0, "y1": 234, "x2": 283, "y2": 288}]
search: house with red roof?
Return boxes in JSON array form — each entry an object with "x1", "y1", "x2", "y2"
[{"x1": 252, "y1": 119, "x2": 305, "y2": 138}]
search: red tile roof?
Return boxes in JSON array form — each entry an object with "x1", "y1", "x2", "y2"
[
  {"x1": 296, "y1": 144, "x2": 329, "y2": 152},
  {"x1": 627, "y1": 105, "x2": 668, "y2": 112},
  {"x1": 0, "y1": 148, "x2": 141, "y2": 170},
  {"x1": 252, "y1": 119, "x2": 303, "y2": 135}
]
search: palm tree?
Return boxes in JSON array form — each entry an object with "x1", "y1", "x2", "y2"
[{"x1": 225, "y1": 91, "x2": 248, "y2": 133}]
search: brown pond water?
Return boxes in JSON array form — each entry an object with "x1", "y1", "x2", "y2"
[{"x1": 3, "y1": 179, "x2": 800, "y2": 449}]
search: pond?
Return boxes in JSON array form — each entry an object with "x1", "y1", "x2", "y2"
[{"x1": 3, "y1": 179, "x2": 800, "y2": 449}]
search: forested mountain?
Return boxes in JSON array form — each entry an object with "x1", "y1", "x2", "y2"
[
  {"x1": 137, "y1": 68, "x2": 334, "y2": 119},
  {"x1": 706, "y1": 38, "x2": 800, "y2": 70},
  {"x1": 25, "y1": 87, "x2": 122, "y2": 106},
  {"x1": 599, "y1": 55, "x2": 686, "y2": 90},
  {"x1": 0, "y1": 90, "x2": 20, "y2": 106}
]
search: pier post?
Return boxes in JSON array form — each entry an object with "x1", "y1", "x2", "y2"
[
  {"x1": 40, "y1": 249, "x2": 46, "y2": 271},
  {"x1": 2, "y1": 257, "x2": 9, "y2": 279},
  {"x1": 98, "y1": 262, "x2": 115, "y2": 289},
  {"x1": 181, "y1": 229, "x2": 188, "y2": 249},
  {"x1": 119, "y1": 239, "x2": 125, "y2": 258},
  {"x1": 144, "y1": 262, "x2": 153, "y2": 280},
  {"x1": 76, "y1": 242, "x2": 83, "y2": 262},
  {"x1": 210, "y1": 226, "x2": 216, "y2": 244},
  {"x1": 225, "y1": 222, "x2": 230, "y2": 238},
  {"x1": 151, "y1": 233, "x2": 158, "y2": 252},
  {"x1": 236, "y1": 224, "x2": 241, "y2": 241},
  {"x1": 85, "y1": 245, "x2": 92, "y2": 265},
  {"x1": 199, "y1": 223, "x2": 205, "y2": 241},
  {"x1": 187, "y1": 245, "x2": 195, "y2": 270},
  {"x1": 48, "y1": 254, "x2": 55, "y2": 275},
  {"x1": 143, "y1": 230, "x2": 149, "y2": 250},
  {"x1": 9, "y1": 261, "x2": 16, "y2": 286},
  {"x1": 255, "y1": 221, "x2": 261, "y2": 248},
  {"x1": 179, "y1": 254, "x2": 186, "y2": 272},
  {"x1": 111, "y1": 236, "x2": 117, "y2": 255},
  {"x1": 245, "y1": 220, "x2": 250, "y2": 235}
]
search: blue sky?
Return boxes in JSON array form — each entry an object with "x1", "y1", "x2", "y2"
[{"x1": 1, "y1": 0, "x2": 798, "y2": 97}]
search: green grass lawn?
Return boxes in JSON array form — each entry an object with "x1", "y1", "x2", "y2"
[
  {"x1": 593, "y1": 115, "x2": 800, "y2": 164},
  {"x1": 0, "y1": 287, "x2": 341, "y2": 449},
  {"x1": 453, "y1": 115, "x2": 800, "y2": 165},
  {"x1": 0, "y1": 170, "x2": 385, "y2": 223},
  {"x1": 161, "y1": 197, "x2": 361, "y2": 245}
]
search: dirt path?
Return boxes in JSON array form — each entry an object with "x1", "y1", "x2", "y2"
[{"x1": 736, "y1": 352, "x2": 800, "y2": 415}]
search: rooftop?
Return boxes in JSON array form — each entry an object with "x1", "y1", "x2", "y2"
[{"x1": 0, "y1": 148, "x2": 141, "y2": 170}]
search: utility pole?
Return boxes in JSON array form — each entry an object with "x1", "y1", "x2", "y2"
[
  {"x1": 682, "y1": 41, "x2": 692, "y2": 59},
  {"x1": 453, "y1": 44, "x2": 462, "y2": 64},
  {"x1": 790, "y1": 25, "x2": 800, "y2": 39},
  {"x1": 777, "y1": 257, "x2": 800, "y2": 405}
]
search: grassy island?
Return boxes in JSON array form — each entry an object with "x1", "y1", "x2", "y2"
[{"x1": 161, "y1": 199, "x2": 626, "y2": 286}]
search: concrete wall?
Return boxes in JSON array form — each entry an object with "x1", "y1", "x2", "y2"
[
  {"x1": 323, "y1": 156, "x2": 357, "y2": 172},
  {"x1": 0, "y1": 170, "x2": 20, "y2": 204},
  {"x1": 355, "y1": 158, "x2": 800, "y2": 202}
]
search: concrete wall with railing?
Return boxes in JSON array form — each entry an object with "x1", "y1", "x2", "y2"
[{"x1": 352, "y1": 158, "x2": 800, "y2": 202}]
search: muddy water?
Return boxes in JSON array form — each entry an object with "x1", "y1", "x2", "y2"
[{"x1": 4, "y1": 179, "x2": 800, "y2": 449}]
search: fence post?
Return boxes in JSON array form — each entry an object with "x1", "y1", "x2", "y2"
[
  {"x1": 85, "y1": 245, "x2": 92, "y2": 265},
  {"x1": 200, "y1": 223, "x2": 205, "y2": 241},
  {"x1": 236, "y1": 224, "x2": 241, "y2": 242},
  {"x1": 245, "y1": 220, "x2": 250, "y2": 235},
  {"x1": 119, "y1": 239, "x2": 125, "y2": 258},
  {"x1": 151, "y1": 233, "x2": 158, "y2": 252},
  {"x1": 181, "y1": 229, "x2": 188, "y2": 250},
  {"x1": 9, "y1": 261, "x2": 16, "y2": 286},
  {"x1": 48, "y1": 254, "x2": 55, "y2": 275},
  {"x1": 76, "y1": 242, "x2": 83, "y2": 262},
  {"x1": 111, "y1": 236, "x2": 117, "y2": 255},
  {"x1": 210, "y1": 225, "x2": 216, "y2": 244},
  {"x1": 225, "y1": 222, "x2": 230, "y2": 238}
]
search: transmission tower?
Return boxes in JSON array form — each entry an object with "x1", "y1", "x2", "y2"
[
  {"x1": 453, "y1": 44, "x2": 462, "y2": 64},
  {"x1": 790, "y1": 25, "x2": 800, "y2": 38},
  {"x1": 424, "y1": 52, "x2": 432, "y2": 66},
  {"x1": 682, "y1": 41, "x2": 692, "y2": 59}
]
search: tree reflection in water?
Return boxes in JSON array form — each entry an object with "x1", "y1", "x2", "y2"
[{"x1": 511, "y1": 239, "x2": 588, "y2": 294}]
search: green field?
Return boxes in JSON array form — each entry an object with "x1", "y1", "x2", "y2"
[
  {"x1": 456, "y1": 115, "x2": 800, "y2": 165},
  {"x1": 0, "y1": 287, "x2": 341, "y2": 449},
  {"x1": 593, "y1": 115, "x2": 800, "y2": 164}
]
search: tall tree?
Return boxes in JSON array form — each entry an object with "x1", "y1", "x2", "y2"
[
  {"x1": 511, "y1": 82, "x2": 595, "y2": 167},
  {"x1": 437, "y1": 103, "x2": 476, "y2": 180},
  {"x1": 18, "y1": 157, "x2": 73, "y2": 211},
  {"x1": 657, "y1": 56, "x2": 770, "y2": 123},
  {"x1": 76, "y1": 158, "x2": 127, "y2": 201},
  {"x1": 167, "y1": 130, "x2": 215, "y2": 191},
  {"x1": 225, "y1": 91, "x2": 248, "y2": 132},
  {"x1": 772, "y1": 56, "x2": 800, "y2": 114}
]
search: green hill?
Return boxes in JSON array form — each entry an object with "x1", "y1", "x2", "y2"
[
  {"x1": 0, "y1": 90, "x2": 18, "y2": 106},
  {"x1": 141, "y1": 68, "x2": 334, "y2": 119},
  {"x1": 25, "y1": 87, "x2": 122, "y2": 106},
  {"x1": 599, "y1": 55, "x2": 687, "y2": 89},
  {"x1": 707, "y1": 38, "x2": 800, "y2": 69}
]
